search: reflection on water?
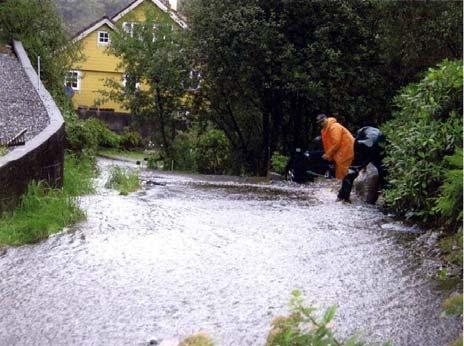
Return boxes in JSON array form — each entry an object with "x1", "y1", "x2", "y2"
[{"x1": 0, "y1": 158, "x2": 460, "y2": 346}]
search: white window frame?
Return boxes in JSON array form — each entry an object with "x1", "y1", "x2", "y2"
[
  {"x1": 65, "y1": 70, "x2": 81, "y2": 91},
  {"x1": 122, "y1": 74, "x2": 140, "y2": 90},
  {"x1": 122, "y1": 22, "x2": 139, "y2": 37},
  {"x1": 97, "y1": 31, "x2": 110, "y2": 45}
]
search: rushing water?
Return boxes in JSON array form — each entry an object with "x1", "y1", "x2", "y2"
[{"x1": 0, "y1": 158, "x2": 461, "y2": 346}]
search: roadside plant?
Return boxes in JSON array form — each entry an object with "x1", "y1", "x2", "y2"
[
  {"x1": 433, "y1": 148, "x2": 463, "y2": 231},
  {"x1": 271, "y1": 152, "x2": 289, "y2": 175},
  {"x1": 105, "y1": 166, "x2": 140, "y2": 195},
  {"x1": 381, "y1": 59, "x2": 463, "y2": 227},
  {"x1": 266, "y1": 290, "x2": 371, "y2": 346},
  {"x1": 195, "y1": 129, "x2": 230, "y2": 174},
  {"x1": 0, "y1": 146, "x2": 7, "y2": 157}
]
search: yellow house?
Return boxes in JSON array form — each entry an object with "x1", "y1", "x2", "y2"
[{"x1": 66, "y1": 0, "x2": 186, "y2": 113}]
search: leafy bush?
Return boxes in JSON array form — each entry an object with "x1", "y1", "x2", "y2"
[
  {"x1": 105, "y1": 166, "x2": 140, "y2": 195},
  {"x1": 64, "y1": 112, "x2": 99, "y2": 153},
  {"x1": 266, "y1": 290, "x2": 369, "y2": 346},
  {"x1": 381, "y1": 60, "x2": 463, "y2": 225},
  {"x1": 120, "y1": 129, "x2": 143, "y2": 149},
  {"x1": 195, "y1": 129, "x2": 230, "y2": 174},
  {"x1": 171, "y1": 131, "x2": 197, "y2": 171},
  {"x1": 0, "y1": 152, "x2": 97, "y2": 246},
  {"x1": 434, "y1": 148, "x2": 463, "y2": 230},
  {"x1": 271, "y1": 152, "x2": 289, "y2": 175},
  {"x1": 85, "y1": 118, "x2": 121, "y2": 148}
]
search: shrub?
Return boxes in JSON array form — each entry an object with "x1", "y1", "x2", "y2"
[
  {"x1": 105, "y1": 166, "x2": 140, "y2": 195},
  {"x1": 171, "y1": 131, "x2": 197, "y2": 171},
  {"x1": 266, "y1": 290, "x2": 368, "y2": 346},
  {"x1": 271, "y1": 152, "x2": 289, "y2": 175},
  {"x1": 195, "y1": 129, "x2": 230, "y2": 174},
  {"x1": 120, "y1": 129, "x2": 143, "y2": 149},
  {"x1": 433, "y1": 148, "x2": 463, "y2": 231},
  {"x1": 381, "y1": 60, "x2": 463, "y2": 225},
  {"x1": 85, "y1": 118, "x2": 121, "y2": 148},
  {"x1": 64, "y1": 112, "x2": 99, "y2": 153}
]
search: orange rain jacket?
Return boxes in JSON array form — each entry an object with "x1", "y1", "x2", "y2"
[{"x1": 321, "y1": 117, "x2": 354, "y2": 179}]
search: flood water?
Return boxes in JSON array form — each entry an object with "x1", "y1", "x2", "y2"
[{"x1": 0, "y1": 158, "x2": 461, "y2": 345}]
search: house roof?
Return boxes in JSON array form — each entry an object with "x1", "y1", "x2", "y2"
[
  {"x1": 72, "y1": 0, "x2": 187, "y2": 42},
  {"x1": 73, "y1": 16, "x2": 118, "y2": 42}
]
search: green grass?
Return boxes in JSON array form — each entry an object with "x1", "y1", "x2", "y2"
[
  {"x1": 0, "y1": 153, "x2": 97, "y2": 247},
  {"x1": 97, "y1": 148, "x2": 147, "y2": 161},
  {"x1": 105, "y1": 166, "x2": 141, "y2": 195},
  {"x1": 0, "y1": 146, "x2": 7, "y2": 157}
]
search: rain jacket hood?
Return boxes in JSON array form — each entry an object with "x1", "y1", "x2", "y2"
[{"x1": 321, "y1": 117, "x2": 354, "y2": 179}]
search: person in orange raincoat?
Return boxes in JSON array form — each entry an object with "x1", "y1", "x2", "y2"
[{"x1": 317, "y1": 114, "x2": 355, "y2": 201}]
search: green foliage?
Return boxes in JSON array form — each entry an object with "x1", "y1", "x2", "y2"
[
  {"x1": 381, "y1": 60, "x2": 463, "y2": 226},
  {"x1": 0, "y1": 153, "x2": 95, "y2": 246},
  {"x1": 0, "y1": 146, "x2": 7, "y2": 157},
  {"x1": 64, "y1": 112, "x2": 99, "y2": 153},
  {"x1": 178, "y1": 333, "x2": 214, "y2": 346},
  {"x1": 85, "y1": 118, "x2": 121, "y2": 148},
  {"x1": 271, "y1": 152, "x2": 289, "y2": 175},
  {"x1": 0, "y1": 182, "x2": 84, "y2": 246},
  {"x1": 120, "y1": 129, "x2": 143, "y2": 149},
  {"x1": 0, "y1": 0, "x2": 82, "y2": 110},
  {"x1": 105, "y1": 166, "x2": 140, "y2": 195},
  {"x1": 65, "y1": 113, "x2": 143, "y2": 153},
  {"x1": 434, "y1": 148, "x2": 463, "y2": 230},
  {"x1": 186, "y1": 0, "x2": 388, "y2": 175},
  {"x1": 171, "y1": 131, "x2": 197, "y2": 171},
  {"x1": 441, "y1": 293, "x2": 463, "y2": 317},
  {"x1": 374, "y1": 1, "x2": 462, "y2": 106},
  {"x1": 63, "y1": 152, "x2": 97, "y2": 196},
  {"x1": 266, "y1": 290, "x2": 370, "y2": 346},
  {"x1": 195, "y1": 130, "x2": 230, "y2": 174},
  {"x1": 104, "y1": 8, "x2": 191, "y2": 161},
  {"x1": 438, "y1": 230, "x2": 463, "y2": 268}
]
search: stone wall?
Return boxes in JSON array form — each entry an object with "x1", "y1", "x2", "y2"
[{"x1": 0, "y1": 41, "x2": 65, "y2": 212}]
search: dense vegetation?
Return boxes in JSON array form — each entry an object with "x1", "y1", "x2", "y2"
[
  {"x1": 183, "y1": 0, "x2": 462, "y2": 175},
  {"x1": 382, "y1": 60, "x2": 463, "y2": 229},
  {"x1": 0, "y1": 154, "x2": 96, "y2": 246},
  {"x1": 105, "y1": 166, "x2": 141, "y2": 195}
]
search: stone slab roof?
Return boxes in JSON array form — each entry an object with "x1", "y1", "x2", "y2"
[{"x1": 0, "y1": 51, "x2": 49, "y2": 144}]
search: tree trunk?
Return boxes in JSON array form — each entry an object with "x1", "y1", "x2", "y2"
[{"x1": 259, "y1": 110, "x2": 271, "y2": 177}]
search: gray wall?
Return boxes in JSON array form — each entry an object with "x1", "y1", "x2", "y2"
[{"x1": 0, "y1": 41, "x2": 65, "y2": 212}]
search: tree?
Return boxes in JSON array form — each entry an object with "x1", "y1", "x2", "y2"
[
  {"x1": 0, "y1": 0, "x2": 82, "y2": 109},
  {"x1": 374, "y1": 0, "x2": 463, "y2": 120},
  {"x1": 105, "y1": 8, "x2": 192, "y2": 160},
  {"x1": 186, "y1": 0, "x2": 386, "y2": 175}
]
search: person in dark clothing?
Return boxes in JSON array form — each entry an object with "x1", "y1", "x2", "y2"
[{"x1": 337, "y1": 126, "x2": 385, "y2": 203}]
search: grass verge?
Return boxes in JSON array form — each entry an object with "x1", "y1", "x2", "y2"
[
  {"x1": 105, "y1": 166, "x2": 140, "y2": 195},
  {"x1": 0, "y1": 153, "x2": 96, "y2": 247}
]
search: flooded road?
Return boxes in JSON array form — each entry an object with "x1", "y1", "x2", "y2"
[{"x1": 0, "y1": 158, "x2": 461, "y2": 345}]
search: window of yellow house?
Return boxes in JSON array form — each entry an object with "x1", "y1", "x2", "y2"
[
  {"x1": 65, "y1": 70, "x2": 81, "y2": 91},
  {"x1": 97, "y1": 31, "x2": 110, "y2": 45},
  {"x1": 122, "y1": 22, "x2": 140, "y2": 37},
  {"x1": 122, "y1": 74, "x2": 141, "y2": 90}
]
